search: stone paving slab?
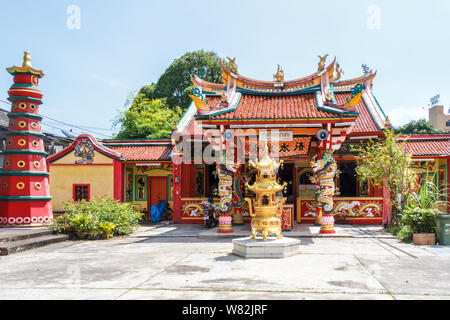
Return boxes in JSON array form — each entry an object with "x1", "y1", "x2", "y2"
[
  {"x1": 196, "y1": 223, "x2": 396, "y2": 239},
  {"x1": 0, "y1": 224, "x2": 448, "y2": 300}
]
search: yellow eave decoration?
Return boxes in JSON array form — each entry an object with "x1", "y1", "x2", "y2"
[
  {"x1": 6, "y1": 51, "x2": 44, "y2": 77},
  {"x1": 344, "y1": 91, "x2": 364, "y2": 108},
  {"x1": 189, "y1": 94, "x2": 209, "y2": 111}
]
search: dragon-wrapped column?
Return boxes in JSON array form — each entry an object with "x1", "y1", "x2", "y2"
[
  {"x1": 217, "y1": 161, "x2": 236, "y2": 233},
  {"x1": 311, "y1": 150, "x2": 337, "y2": 234}
]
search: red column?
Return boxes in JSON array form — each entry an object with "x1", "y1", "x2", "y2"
[
  {"x1": 172, "y1": 162, "x2": 182, "y2": 223},
  {"x1": 113, "y1": 160, "x2": 124, "y2": 202},
  {"x1": 0, "y1": 52, "x2": 52, "y2": 226}
]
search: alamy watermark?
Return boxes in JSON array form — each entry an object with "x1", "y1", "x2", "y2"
[
  {"x1": 366, "y1": 4, "x2": 381, "y2": 30},
  {"x1": 66, "y1": 5, "x2": 81, "y2": 30}
]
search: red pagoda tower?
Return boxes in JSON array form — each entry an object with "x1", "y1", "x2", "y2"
[{"x1": 0, "y1": 52, "x2": 52, "y2": 226}]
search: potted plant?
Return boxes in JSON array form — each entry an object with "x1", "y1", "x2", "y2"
[
  {"x1": 400, "y1": 179, "x2": 447, "y2": 245},
  {"x1": 399, "y1": 207, "x2": 436, "y2": 245}
]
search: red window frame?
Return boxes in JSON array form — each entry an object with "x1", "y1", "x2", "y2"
[{"x1": 73, "y1": 184, "x2": 90, "y2": 201}]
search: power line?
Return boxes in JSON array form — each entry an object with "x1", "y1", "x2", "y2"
[{"x1": 0, "y1": 99, "x2": 113, "y2": 138}]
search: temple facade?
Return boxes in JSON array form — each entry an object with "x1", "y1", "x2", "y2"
[{"x1": 14, "y1": 55, "x2": 448, "y2": 229}]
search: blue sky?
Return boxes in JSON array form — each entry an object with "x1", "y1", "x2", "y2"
[{"x1": 0, "y1": 0, "x2": 449, "y2": 138}]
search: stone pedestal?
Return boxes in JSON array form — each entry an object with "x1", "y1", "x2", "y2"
[{"x1": 232, "y1": 236, "x2": 300, "y2": 259}]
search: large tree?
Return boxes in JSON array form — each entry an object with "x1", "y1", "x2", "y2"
[
  {"x1": 115, "y1": 94, "x2": 182, "y2": 139},
  {"x1": 395, "y1": 119, "x2": 444, "y2": 134},
  {"x1": 114, "y1": 50, "x2": 226, "y2": 138},
  {"x1": 145, "y1": 50, "x2": 225, "y2": 111}
]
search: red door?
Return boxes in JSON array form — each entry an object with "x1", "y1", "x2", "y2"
[{"x1": 147, "y1": 176, "x2": 168, "y2": 211}]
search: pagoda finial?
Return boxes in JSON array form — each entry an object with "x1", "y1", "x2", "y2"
[
  {"x1": 23, "y1": 51, "x2": 32, "y2": 67},
  {"x1": 6, "y1": 51, "x2": 44, "y2": 77},
  {"x1": 273, "y1": 64, "x2": 285, "y2": 82}
]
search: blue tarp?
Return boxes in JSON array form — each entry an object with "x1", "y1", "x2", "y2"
[{"x1": 150, "y1": 200, "x2": 166, "y2": 223}]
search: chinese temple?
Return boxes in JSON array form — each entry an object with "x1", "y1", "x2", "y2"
[
  {"x1": 171, "y1": 56, "x2": 393, "y2": 232},
  {"x1": 4, "y1": 54, "x2": 448, "y2": 230}
]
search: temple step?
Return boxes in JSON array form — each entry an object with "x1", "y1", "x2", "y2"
[
  {"x1": 0, "y1": 233, "x2": 69, "y2": 256},
  {"x1": 0, "y1": 229, "x2": 54, "y2": 244}
]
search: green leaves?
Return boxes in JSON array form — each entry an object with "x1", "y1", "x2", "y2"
[
  {"x1": 116, "y1": 95, "x2": 182, "y2": 139},
  {"x1": 50, "y1": 197, "x2": 143, "y2": 238},
  {"x1": 114, "y1": 50, "x2": 226, "y2": 139},
  {"x1": 394, "y1": 119, "x2": 445, "y2": 134},
  {"x1": 353, "y1": 130, "x2": 417, "y2": 213}
]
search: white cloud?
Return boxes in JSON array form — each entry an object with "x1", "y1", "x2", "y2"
[{"x1": 387, "y1": 106, "x2": 428, "y2": 127}]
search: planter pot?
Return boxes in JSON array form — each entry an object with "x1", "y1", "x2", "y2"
[
  {"x1": 75, "y1": 232, "x2": 88, "y2": 239},
  {"x1": 413, "y1": 233, "x2": 435, "y2": 245}
]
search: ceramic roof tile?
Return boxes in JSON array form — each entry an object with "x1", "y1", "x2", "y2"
[
  {"x1": 209, "y1": 93, "x2": 340, "y2": 120},
  {"x1": 334, "y1": 92, "x2": 380, "y2": 133},
  {"x1": 398, "y1": 138, "x2": 450, "y2": 156},
  {"x1": 107, "y1": 144, "x2": 172, "y2": 161}
]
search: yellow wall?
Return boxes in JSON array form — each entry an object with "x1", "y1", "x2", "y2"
[{"x1": 49, "y1": 149, "x2": 114, "y2": 211}]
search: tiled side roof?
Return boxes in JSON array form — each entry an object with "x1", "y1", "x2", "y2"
[
  {"x1": 398, "y1": 138, "x2": 450, "y2": 156},
  {"x1": 107, "y1": 145, "x2": 172, "y2": 161},
  {"x1": 209, "y1": 93, "x2": 340, "y2": 120},
  {"x1": 334, "y1": 92, "x2": 380, "y2": 133}
]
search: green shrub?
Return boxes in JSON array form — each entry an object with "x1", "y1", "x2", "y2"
[
  {"x1": 398, "y1": 207, "x2": 437, "y2": 234},
  {"x1": 50, "y1": 196, "x2": 143, "y2": 239},
  {"x1": 396, "y1": 225, "x2": 413, "y2": 243}
]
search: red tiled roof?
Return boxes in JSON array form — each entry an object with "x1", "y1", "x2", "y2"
[
  {"x1": 334, "y1": 92, "x2": 380, "y2": 133},
  {"x1": 107, "y1": 145, "x2": 172, "y2": 161},
  {"x1": 398, "y1": 138, "x2": 450, "y2": 156},
  {"x1": 209, "y1": 93, "x2": 340, "y2": 120}
]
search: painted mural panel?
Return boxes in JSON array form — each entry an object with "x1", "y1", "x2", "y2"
[{"x1": 297, "y1": 197, "x2": 384, "y2": 224}]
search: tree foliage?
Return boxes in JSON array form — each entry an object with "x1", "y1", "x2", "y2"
[
  {"x1": 144, "y1": 50, "x2": 225, "y2": 111},
  {"x1": 352, "y1": 130, "x2": 418, "y2": 217},
  {"x1": 115, "y1": 94, "x2": 182, "y2": 139},
  {"x1": 394, "y1": 119, "x2": 444, "y2": 134},
  {"x1": 115, "y1": 50, "x2": 226, "y2": 138}
]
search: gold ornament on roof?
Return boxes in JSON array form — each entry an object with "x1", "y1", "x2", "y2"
[
  {"x1": 244, "y1": 143, "x2": 287, "y2": 241},
  {"x1": 317, "y1": 54, "x2": 329, "y2": 72},
  {"x1": 325, "y1": 89, "x2": 334, "y2": 102},
  {"x1": 334, "y1": 62, "x2": 344, "y2": 81},
  {"x1": 273, "y1": 64, "x2": 285, "y2": 82},
  {"x1": 384, "y1": 116, "x2": 392, "y2": 128},
  {"x1": 226, "y1": 57, "x2": 238, "y2": 74}
]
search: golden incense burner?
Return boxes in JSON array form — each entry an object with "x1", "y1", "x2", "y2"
[{"x1": 245, "y1": 144, "x2": 287, "y2": 240}]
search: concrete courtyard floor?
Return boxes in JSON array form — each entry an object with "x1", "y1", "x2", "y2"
[{"x1": 1, "y1": 223, "x2": 449, "y2": 300}]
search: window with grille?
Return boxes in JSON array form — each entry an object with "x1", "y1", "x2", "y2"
[{"x1": 73, "y1": 184, "x2": 90, "y2": 201}]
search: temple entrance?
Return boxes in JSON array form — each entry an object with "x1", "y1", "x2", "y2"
[
  {"x1": 278, "y1": 163, "x2": 294, "y2": 203},
  {"x1": 147, "y1": 176, "x2": 168, "y2": 213},
  {"x1": 338, "y1": 162, "x2": 358, "y2": 197}
]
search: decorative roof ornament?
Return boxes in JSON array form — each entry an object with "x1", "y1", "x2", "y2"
[
  {"x1": 325, "y1": 89, "x2": 334, "y2": 102},
  {"x1": 6, "y1": 51, "x2": 45, "y2": 77},
  {"x1": 384, "y1": 116, "x2": 392, "y2": 129},
  {"x1": 334, "y1": 63, "x2": 344, "y2": 81},
  {"x1": 220, "y1": 92, "x2": 229, "y2": 107},
  {"x1": 317, "y1": 54, "x2": 329, "y2": 72},
  {"x1": 361, "y1": 64, "x2": 370, "y2": 75},
  {"x1": 273, "y1": 64, "x2": 285, "y2": 82},
  {"x1": 226, "y1": 57, "x2": 238, "y2": 74}
]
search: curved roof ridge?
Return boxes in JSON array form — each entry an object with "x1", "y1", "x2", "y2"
[{"x1": 220, "y1": 57, "x2": 337, "y2": 87}]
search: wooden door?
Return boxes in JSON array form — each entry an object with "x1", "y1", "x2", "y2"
[{"x1": 147, "y1": 176, "x2": 168, "y2": 209}]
